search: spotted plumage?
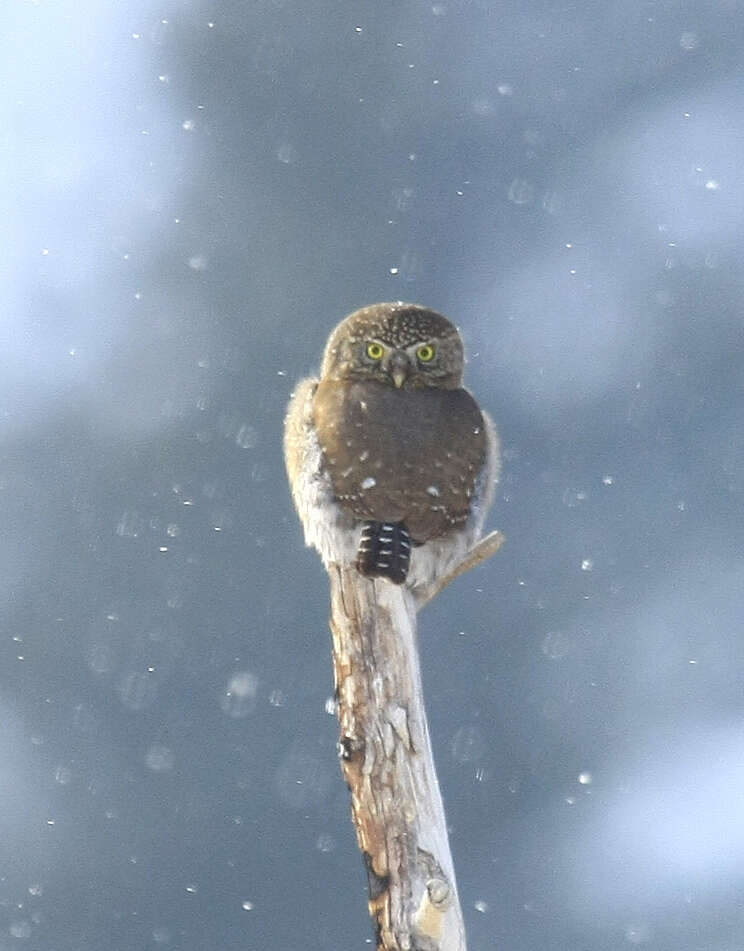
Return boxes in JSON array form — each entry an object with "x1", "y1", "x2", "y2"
[
  {"x1": 356, "y1": 520, "x2": 411, "y2": 584},
  {"x1": 284, "y1": 302, "x2": 500, "y2": 590},
  {"x1": 312, "y1": 379, "x2": 485, "y2": 540}
]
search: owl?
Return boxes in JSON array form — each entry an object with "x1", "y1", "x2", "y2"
[{"x1": 283, "y1": 302, "x2": 499, "y2": 591}]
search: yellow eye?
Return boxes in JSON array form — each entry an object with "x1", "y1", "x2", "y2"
[
  {"x1": 416, "y1": 344, "x2": 436, "y2": 363},
  {"x1": 366, "y1": 342, "x2": 385, "y2": 360}
]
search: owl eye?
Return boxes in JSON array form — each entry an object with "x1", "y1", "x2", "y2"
[
  {"x1": 365, "y1": 342, "x2": 385, "y2": 361},
  {"x1": 416, "y1": 343, "x2": 436, "y2": 363}
]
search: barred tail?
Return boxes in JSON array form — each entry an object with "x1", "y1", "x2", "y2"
[{"x1": 356, "y1": 520, "x2": 411, "y2": 585}]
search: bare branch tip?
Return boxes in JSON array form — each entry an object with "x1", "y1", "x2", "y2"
[{"x1": 414, "y1": 529, "x2": 506, "y2": 610}]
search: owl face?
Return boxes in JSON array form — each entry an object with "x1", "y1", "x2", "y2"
[{"x1": 320, "y1": 302, "x2": 464, "y2": 390}]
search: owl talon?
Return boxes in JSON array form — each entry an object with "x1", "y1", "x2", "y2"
[{"x1": 356, "y1": 520, "x2": 411, "y2": 585}]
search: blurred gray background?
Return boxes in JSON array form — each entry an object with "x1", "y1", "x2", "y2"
[{"x1": 3, "y1": 0, "x2": 744, "y2": 948}]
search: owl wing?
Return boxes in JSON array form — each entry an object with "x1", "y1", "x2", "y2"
[
  {"x1": 401, "y1": 405, "x2": 500, "y2": 592},
  {"x1": 283, "y1": 377, "x2": 359, "y2": 568}
]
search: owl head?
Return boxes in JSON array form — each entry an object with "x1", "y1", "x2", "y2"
[{"x1": 320, "y1": 302, "x2": 465, "y2": 390}]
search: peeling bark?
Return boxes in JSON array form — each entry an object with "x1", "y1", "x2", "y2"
[{"x1": 329, "y1": 567, "x2": 467, "y2": 950}]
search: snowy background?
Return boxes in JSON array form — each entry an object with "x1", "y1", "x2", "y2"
[{"x1": 3, "y1": 0, "x2": 744, "y2": 948}]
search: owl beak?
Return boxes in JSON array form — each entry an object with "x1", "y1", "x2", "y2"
[{"x1": 388, "y1": 353, "x2": 409, "y2": 389}]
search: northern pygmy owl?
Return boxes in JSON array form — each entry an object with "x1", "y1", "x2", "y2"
[{"x1": 284, "y1": 302, "x2": 500, "y2": 590}]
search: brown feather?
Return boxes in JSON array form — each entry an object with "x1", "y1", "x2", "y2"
[{"x1": 312, "y1": 378, "x2": 486, "y2": 542}]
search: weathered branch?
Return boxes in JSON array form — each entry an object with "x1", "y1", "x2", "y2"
[
  {"x1": 415, "y1": 531, "x2": 506, "y2": 611},
  {"x1": 327, "y1": 533, "x2": 504, "y2": 950}
]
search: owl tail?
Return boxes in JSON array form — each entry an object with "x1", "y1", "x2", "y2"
[{"x1": 356, "y1": 520, "x2": 411, "y2": 585}]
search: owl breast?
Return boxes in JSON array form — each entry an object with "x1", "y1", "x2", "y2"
[{"x1": 312, "y1": 379, "x2": 486, "y2": 542}]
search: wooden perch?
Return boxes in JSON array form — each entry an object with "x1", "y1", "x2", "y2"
[
  {"x1": 327, "y1": 531, "x2": 504, "y2": 950},
  {"x1": 415, "y1": 531, "x2": 505, "y2": 611}
]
